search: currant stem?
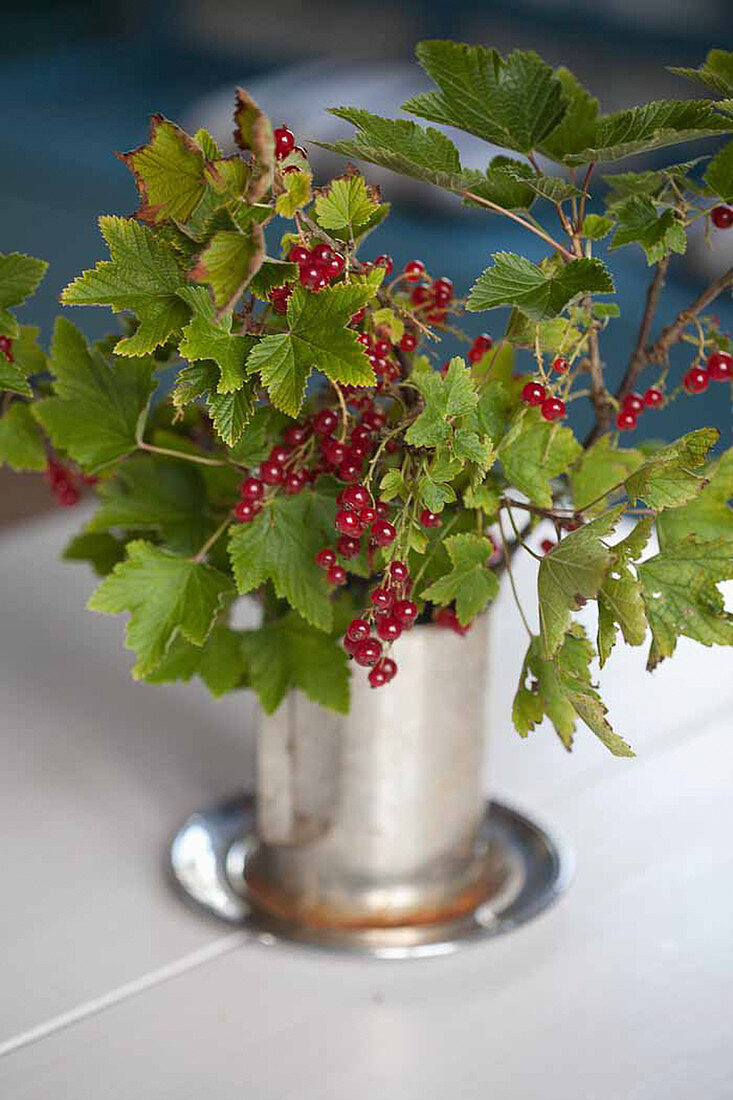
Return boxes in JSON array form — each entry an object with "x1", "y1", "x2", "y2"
[
  {"x1": 137, "y1": 440, "x2": 229, "y2": 468},
  {"x1": 193, "y1": 511, "x2": 234, "y2": 563},
  {"x1": 458, "y1": 189, "x2": 576, "y2": 262},
  {"x1": 497, "y1": 511, "x2": 533, "y2": 640}
]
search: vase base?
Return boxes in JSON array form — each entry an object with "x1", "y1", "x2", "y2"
[{"x1": 169, "y1": 795, "x2": 573, "y2": 958}]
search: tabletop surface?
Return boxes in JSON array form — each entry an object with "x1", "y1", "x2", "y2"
[{"x1": 1, "y1": 509, "x2": 731, "y2": 1099}]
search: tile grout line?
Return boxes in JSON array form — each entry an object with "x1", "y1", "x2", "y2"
[{"x1": 0, "y1": 931, "x2": 251, "y2": 1061}]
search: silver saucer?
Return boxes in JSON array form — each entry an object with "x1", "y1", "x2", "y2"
[{"x1": 169, "y1": 795, "x2": 573, "y2": 959}]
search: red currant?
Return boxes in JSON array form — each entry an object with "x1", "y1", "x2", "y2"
[
  {"x1": 368, "y1": 665, "x2": 388, "y2": 688},
  {"x1": 284, "y1": 471, "x2": 306, "y2": 495},
  {"x1": 283, "y1": 423, "x2": 308, "y2": 447},
  {"x1": 711, "y1": 205, "x2": 733, "y2": 229},
  {"x1": 327, "y1": 564, "x2": 347, "y2": 586},
  {"x1": 350, "y1": 307, "x2": 366, "y2": 326},
  {"x1": 350, "y1": 424, "x2": 372, "y2": 448},
  {"x1": 311, "y1": 243, "x2": 334, "y2": 265},
  {"x1": 552, "y1": 356, "x2": 568, "y2": 373},
  {"x1": 337, "y1": 535, "x2": 360, "y2": 559},
  {"x1": 643, "y1": 387, "x2": 664, "y2": 408},
  {"x1": 340, "y1": 484, "x2": 370, "y2": 509},
  {"x1": 326, "y1": 253, "x2": 345, "y2": 278},
  {"x1": 370, "y1": 518, "x2": 396, "y2": 546},
  {"x1": 313, "y1": 409, "x2": 338, "y2": 436},
  {"x1": 335, "y1": 508, "x2": 362, "y2": 536},
  {"x1": 389, "y1": 560, "x2": 409, "y2": 582},
  {"x1": 240, "y1": 476, "x2": 264, "y2": 502},
  {"x1": 400, "y1": 332, "x2": 418, "y2": 353},
  {"x1": 392, "y1": 599, "x2": 418, "y2": 626},
  {"x1": 541, "y1": 397, "x2": 566, "y2": 422},
  {"x1": 338, "y1": 459, "x2": 362, "y2": 483},
  {"x1": 287, "y1": 244, "x2": 309, "y2": 265},
  {"x1": 299, "y1": 264, "x2": 328, "y2": 291},
  {"x1": 432, "y1": 277, "x2": 453, "y2": 306},
  {"x1": 0, "y1": 335, "x2": 14, "y2": 362},
  {"x1": 377, "y1": 656, "x2": 397, "y2": 681},
  {"x1": 411, "y1": 285, "x2": 431, "y2": 306},
  {"x1": 376, "y1": 613, "x2": 402, "y2": 642},
  {"x1": 346, "y1": 618, "x2": 370, "y2": 642},
  {"x1": 343, "y1": 634, "x2": 360, "y2": 656},
  {"x1": 268, "y1": 444, "x2": 291, "y2": 465},
  {"x1": 375, "y1": 500, "x2": 391, "y2": 520},
  {"x1": 521, "y1": 381, "x2": 546, "y2": 407},
  {"x1": 372, "y1": 339, "x2": 391, "y2": 359},
  {"x1": 357, "y1": 505, "x2": 376, "y2": 527},
  {"x1": 360, "y1": 409, "x2": 385, "y2": 431},
  {"x1": 468, "y1": 333, "x2": 492, "y2": 363},
  {"x1": 370, "y1": 586, "x2": 392, "y2": 610},
  {"x1": 260, "y1": 458, "x2": 284, "y2": 485},
  {"x1": 616, "y1": 409, "x2": 637, "y2": 432},
  {"x1": 354, "y1": 637, "x2": 382, "y2": 667},
  {"x1": 622, "y1": 393, "x2": 645, "y2": 414},
  {"x1": 434, "y1": 608, "x2": 470, "y2": 635},
  {"x1": 321, "y1": 438, "x2": 347, "y2": 466},
  {"x1": 315, "y1": 548, "x2": 336, "y2": 569},
  {"x1": 707, "y1": 351, "x2": 733, "y2": 381},
  {"x1": 374, "y1": 254, "x2": 394, "y2": 276},
  {"x1": 273, "y1": 126, "x2": 295, "y2": 159},
  {"x1": 420, "y1": 509, "x2": 442, "y2": 528},
  {"x1": 404, "y1": 260, "x2": 426, "y2": 282},
  {"x1": 540, "y1": 539, "x2": 555, "y2": 554},
  {"x1": 683, "y1": 366, "x2": 709, "y2": 394},
  {"x1": 235, "y1": 500, "x2": 260, "y2": 523}
]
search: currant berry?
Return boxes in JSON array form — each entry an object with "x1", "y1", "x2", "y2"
[
  {"x1": 360, "y1": 409, "x2": 385, "y2": 430},
  {"x1": 350, "y1": 307, "x2": 366, "y2": 326},
  {"x1": 273, "y1": 126, "x2": 295, "y2": 159},
  {"x1": 313, "y1": 409, "x2": 338, "y2": 436},
  {"x1": 540, "y1": 538, "x2": 555, "y2": 554},
  {"x1": 420, "y1": 509, "x2": 442, "y2": 528},
  {"x1": 343, "y1": 634, "x2": 360, "y2": 656},
  {"x1": 392, "y1": 599, "x2": 418, "y2": 626},
  {"x1": 260, "y1": 458, "x2": 284, "y2": 485},
  {"x1": 315, "y1": 548, "x2": 336, "y2": 569},
  {"x1": 354, "y1": 637, "x2": 382, "y2": 667},
  {"x1": 400, "y1": 332, "x2": 418, "y2": 353},
  {"x1": 283, "y1": 423, "x2": 308, "y2": 447},
  {"x1": 431, "y1": 277, "x2": 453, "y2": 305},
  {"x1": 373, "y1": 339, "x2": 392, "y2": 359},
  {"x1": 710, "y1": 205, "x2": 733, "y2": 229},
  {"x1": 370, "y1": 519, "x2": 397, "y2": 546},
  {"x1": 299, "y1": 264, "x2": 328, "y2": 291},
  {"x1": 358, "y1": 506, "x2": 376, "y2": 527},
  {"x1": 235, "y1": 500, "x2": 260, "y2": 523},
  {"x1": 368, "y1": 665, "x2": 388, "y2": 688},
  {"x1": 404, "y1": 259, "x2": 426, "y2": 281},
  {"x1": 335, "y1": 508, "x2": 362, "y2": 536},
  {"x1": 57, "y1": 485, "x2": 80, "y2": 507},
  {"x1": 434, "y1": 607, "x2": 469, "y2": 635},
  {"x1": 239, "y1": 477, "x2": 263, "y2": 502},
  {"x1": 389, "y1": 560, "x2": 409, "y2": 582},
  {"x1": 370, "y1": 586, "x2": 392, "y2": 610},
  {"x1": 350, "y1": 424, "x2": 372, "y2": 448},
  {"x1": 683, "y1": 366, "x2": 710, "y2": 394},
  {"x1": 540, "y1": 397, "x2": 566, "y2": 422},
  {"x1": 616, "y1": 409, "x2": 637, "y2": 432},
  {"x1": 374, "y1": 254, "x2": 394, "y2": 276},
  {"x1": 327, "y1": 564, "x2": 347, "y2": 586},
  {"x1": 321, "y1": 438, "x2": 347, "y2": 466},
  {"x1": 346, "y1": 618, "x2": 371, "y2": 642},
  {"x1": 337, "y1": 535, "x2": 360, "y2": 559},
  {"x1": 468, "y1": 333, "x2": 492, "y2": 363},
  {"x1": 268, "y1": 444, "x2": 291, "y2": 465},
  {"x1": 284, "y1": 471, "x2": 306, "y2": 495},
  {"x1": 338, "y1": 459, "x2": 362, "y2": 483},
  {"x1": 310, "y1": 243, "x2": 333, "y2": 264},
  {"x1": 622, "y1": 393, "x2": 645, "y2": 414},
  {"x1": 340, "y1": 484, "x2": 370, "y2": 509},
  {"x1": 376, "y1": 613, "x2": 402, "y2": 642},
  {"x1": 411, "y1": 285, "x2": 431, "y2": 306},
  {"x1": 326, "y1": 253, "x2": 345, "y2": 278},
  {"x1": 375, "y1": 500, "x2": 391, "y2": 519},
  {"x1": 269, "y1": 286, "x2": 291, "y2": 315},
  {"x1": 643, "y1": 387, "x2": 664, "y2": 408},
  {"x1": 287, "y1": 244, "x2": 310, "y2": 265},
  {"x1": 377, "y1": 656, "x2": 397, "y2": 681},
  {"x1": 0, "y1": 335, "x2": 14, "y2": 362},
  {"x1": 552, "y1": 356, "x2": 568, "y2": 373},
  {"x1": 521, "y1": 381, "x2": 546, "y2": 407},
  {"x1": 707, "y1": 351, "x2": 733, "y2": 381}
]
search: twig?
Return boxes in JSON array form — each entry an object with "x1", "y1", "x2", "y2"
[
  {"x1": 646, "y1": 264, "x2": 733, "y2": 365},
  {"x1": 497, "y1": 511, "x2": 533, "y2": 639},
  {"x1": 138, "y1": 440, "x2": 229, "y2": 468},
  {"x1": 617, "y1": 256, "x2": 670, "y2": 401},
  {"x1": 459, "y1": 189, "x2": 576, "y2": 262},
  {"x1": 193, "y1": 511, "x2": 234, "y2": 563}
]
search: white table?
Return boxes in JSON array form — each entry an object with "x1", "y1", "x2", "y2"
[{"x1": 1, "y1": 510, "x2": 731, "y2": 1099}]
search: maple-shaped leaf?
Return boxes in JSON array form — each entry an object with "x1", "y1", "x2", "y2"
[
  {"x1": 0, "y1": 251, "x2": 48, "y2": 311},
  {"x1": 249, "y1": 258, "x2": 298, "y2": 301},
  {"x1": 85, "y1": 455, "x2": 209, "y2": 555},
  {"x1": 245, "y1": 282, "x2": 377, "y2": 416},
  {"x1": 120, "y1": 115, "x2": 207, "y2": 224},
  {"x1": 571, "y1": 436, "x2": 644, "y2": 516},
  {"x1": 242, "y1": 614, "x2": 350, "y2": 714},
  {"x1": 669, "y1": 50, "x2": 733, "y2": 98},
  {"x1": 403, "y1": 41, "x2": 566, "y2": 153},
  {"x1": 87, "y1": 540, "x2": 235, "y2": 678},
  {"x1": 178, "y1": 286, "x2": 255, "y2": 393},
  {"x1": 189, "y1": 225, "x2": 265, "y2": 312},
  {"x1": 314, "y1": 172, "x2": 389, "y2": 239},
  {"x1": 208, "y1": 385, "x2": 258, "y2": 446},
  {"x1": 540, "y1": 68, "x2": 600, "y2": 163},
  {"x1": 233, "y1": 87, "x2": 275, "y2": 202},
  {"x1": 421, "y1": 533, "x2": 499, "y2": 624},
  {"x1": 553, "y1": 626, "x2": 635, "y2": 756},
  {"x1": 625, "y1": 428, "x2": 719, "y2": 509},
  {"x1": 63, "y1": 531, "x2": 127, "y2": 577},
  {"x1": 228, "y1": 491, "x2": 335, "y2": 631},
  {"x1": 0, "y1": 402, "x2": 46, "y2": 471},
  {"x1": 143, "y1": 625, "x2": 247, "y2": 699},
  {"x1": 405, "y1": 358, "x2": 478, "y2": 447},
  {"x1": 275, "y1": 167, "x2": 312, "y2": 218},
  {"x1": 637, "y1": 536, "x2": 733, "y2": 670},
  {"x1": 656, "y1": 448, "x2": 733, "y2": 544},
  {"x1": 597, "y1": 517, "x2": 653, "y2": 667},
  {"x1": 498, "y1": 408, "x2": 582, "y2": 508},
  {"x1": 60, "y1": 216, "x2": 190, "y2": 356},
  {"x1": 462, "y1": 156, "x2": 537, "y2": 211},
  {"x1": 513, "y1": 630, "x2": 583, "y2": 748},
  {"x1": 32, "y1": 318, "x2": 155, "y2": 472},
  {"x1": 608, "y1": 195, "x2": 686, "y2": 265},
  {"x1": 538, "y1": 505, "x2": 625, "y2": 658},
  {"x1": 467, "y1": 252, "x2": 614, "y2": 321}
]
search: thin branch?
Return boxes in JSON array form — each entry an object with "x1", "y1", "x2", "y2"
[
  {"x1": 646, "y1": 264, "x2": 733, "y2": 365},
  {"x1": 138, "y1": 440, "x2": 229, "y2": 468},
  {"x1": 497, "y1": 511, "x2": 533, "y2": 639},
  {"x1": 193, "y1": 511, "x2": 234, "y2": 563},
  {"x1": 459, "y1": 189, "x2": 576, "y2": 262}
]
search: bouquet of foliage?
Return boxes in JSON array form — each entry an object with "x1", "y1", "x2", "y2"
[{"x1": 2, "y1": 43, "x2": 733, "y2": 758}]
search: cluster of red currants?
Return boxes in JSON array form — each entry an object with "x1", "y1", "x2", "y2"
[
  {"x1": 711, "y1": 205, "x2": 733, "y2": 230},
  {"x1": 356, "y1": 331, "x2": 403, "y2": 390},
  {"x1": 0, "y1": 334, "x2": 14, "y2": 362},
  {"x1": 681, "y1": 349, "x2": 733, "y2": 398},
  {"x1": 340, "y1": 559, "x2": 419, "y2": 687},
  {"x1": 400, "y1": 259, "x2": 455, "y2": 324},
  {"x1": 45, "y1": 456, "x2": 80, "y2": 507},
  {"x1": 273, "y1": 125, "x2": 308, "y2": 171},
  {"x1": 269, "y1": 242, "x2": 346, "y2": 312},
  {"x1": 614, "y1": 387, "x2": 665, "y2": 431}
]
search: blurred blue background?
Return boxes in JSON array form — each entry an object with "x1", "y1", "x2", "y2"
[{"x1": 2, "y1": 0, "x2": 732, "y2": 444}]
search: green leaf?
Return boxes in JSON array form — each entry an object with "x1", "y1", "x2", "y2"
[
  {"x1": 461, "y1": 156, "x2": 537, "y2": 211},
  {"x1": 189, "y1": 226, "x2": 265, "y2": 312},
  {"x1": 603, "y1": 159, "x2": 706, "y2": 201},
  {"x1": 597, "y1": 517, "x2": 653, "y2": 666},
  {"x1": 0, "y1": 401, "x2": 46, "y2": 470},
  {"x1": 178, "y1": 287, "x2": 255, "y2": 393},
  {"x1": 242, "y1": 614, "x2": 350, "y2": 715},
  {"x1": 315, "y1": 173, "x2": 376, "y2": 230},
  {"x1": 120, "y1": 115, "x2": 207, "y2": 224},
  {"x1": 704, "y1": 140, "x2": 733, "y2": 202},
  {"x1": 207, "y1": 384, "x2": 258, "y2": 446},
  {"x1": 227, "y1": 406, "x2": 290, "y2": 465},
  {"x1": 403, "y1": 41, "x2": 565, "y2": 153},
  {"x1": 233, "y1": 87, "x2": 275, "y2": 202},
  {"x1": 405, "y1": 358, "x2": 478, "y2": 447},
  {"x1": 245, "y1": 283, "x2": 375, "y2": 416},
  {"x1": 656, "y1": 448, "x2": 733, "y2": 544},
  {"x1": 12, "y1": 324, "x2": 47, "y2": 378},
  {"x1": 0, "y1": 357, "x2": 31, "y2": 397},
  {"x1": 463, "y1": 476, "x2": 502, "y2": 518},
  {"x1": 421, "y1": 533, "x2": 499, "y2": 625},
  {"x1": 275, "y1": 168, "x2": 312, "y2": 218},
  {"x1": 228, "y1": 491, "x2": 334, "y2": 631},
  {"x1": 0, "y1": 251, "x2": 48, "y2": 309},
  {"x1": 669, "y1": 50, "x2": 733, "y2": 97},
  {"x1": 379, "y1": 468, "x2": 409, "y2": 502},
  {"x1": 85, "y1": 455, "x2": 209, "y2": 555},
  {"x1": 608, "y1": 196, "x2": 686, "y2": 265},
  {"x1": 571, "y1": 436, "x2": 644, "y2": 515},
  {"x1": 143, "y1": 625, "x2": 247, "y2": 699},
  {"x1": 538, "y1": 506, "x2": 624, "y2": 658},
  {"x1": 32, "y1": 318, "x2": 155, "y2": 472},
  {"x1": 87, "y1": 540, "x2": 235, "y2": 678},
  {"x1": 60, "y1": 216, "x2": 190, "y2": 357},
  {"x1": 171, "y1": 359, "x2": 218, "y2": 412},
  {"x1": 498, "y1": 409, "x2": 582, "y2": 507},
  {"x1": 249, "y1": 259, "x2": 298, "y2": 301},
  {"x1": 581, "y1": 214, "x2": 615, "y2": 240},
  {"x1": 472, "y1": 380, "x2": 512, "y2": 445},
  {"x1": 553, "y1": 627, "x2": 635, "y2": 756},
  {"x1": 467, "y1": 253, "x2": 614, "y2": 321},
  {"x1": 420, "y1": 478, "x2": 456, "y2": 512},
  {"x1": 540, "y1": 68, "x2": 600, "y2": 163},
  {"x1": 625, "y1": 428, "x2": 719, "y2": 509},
  {"x1": 513, "y1": 631, "x2": 581, "y2": 747},
  {"x1": 63, "y1": 531, "x2": 127, "y2": 576},
  {"x1": 321, "y1": 108, "x2": 470, "y2": 192},
  {"x1": 638, "y1": 537, "x2": 733, "y2": 669}
]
